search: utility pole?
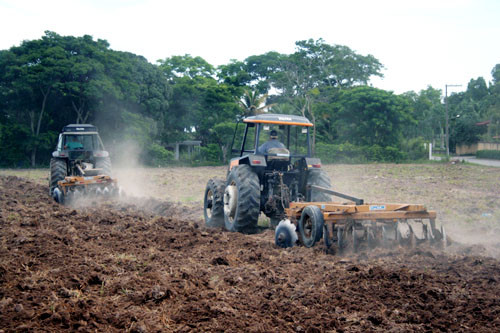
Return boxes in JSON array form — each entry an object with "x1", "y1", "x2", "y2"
[{"x1": 445, "y1": 84, "x2": 462, "y2": 156}]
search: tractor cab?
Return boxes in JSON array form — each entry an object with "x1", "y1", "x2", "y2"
[
  {"x1": 55, "y1": 125, "x2": 105, "y2": 151},
  {"x1": 230, "y1": 114, "x2": 314, "y2": 172}
]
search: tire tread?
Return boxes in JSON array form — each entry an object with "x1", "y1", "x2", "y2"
[
  {"x1": 225, "y1": 165, "x2": 261, "y2": 232},
  {"x1": 49, "y1": 158, "x2": 67, "y2": 195}
]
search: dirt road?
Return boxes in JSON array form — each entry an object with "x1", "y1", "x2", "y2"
[
  {"x1": 1, "y1": 175, "x2": 500, "y2": 332},
  {"x1": 460, "y1": 156, "x2": 500, "y2": 167}
]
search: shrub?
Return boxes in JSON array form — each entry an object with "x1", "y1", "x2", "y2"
[
  {"x1": 200, "y1": 144, "x2": 221, "y2": 163},
  {"x1": 146, "y1": 143, "x2": 174, "y2": 166},
  {"x1": 476, "y1": 150, "x2": 500, "y2": 160},
  {"x1": 401, "y1": 137, "x2": 427, "y2": 160},
  {"x1": 315, "y1": 142, "x2": 367, "y2": 164},
  {"x1": 315, "y1": 142, "x2": 406, "y2": 163}
]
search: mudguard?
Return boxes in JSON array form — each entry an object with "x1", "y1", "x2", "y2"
[{"x1": 229, "y1": 154, "x2": 267, "y2": 171}]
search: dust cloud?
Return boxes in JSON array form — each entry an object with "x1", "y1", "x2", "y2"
[
  {"x1": 61, "y1": 138, "x2": 154, "y2": 209},
  {"x1": 445, "y1": 221, "x2": 500, "y2": 258},
  {"x1": 109, "y1": 139, "x2": 151, "y2": 199}
]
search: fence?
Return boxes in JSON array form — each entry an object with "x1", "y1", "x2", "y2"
[{"x1": 456, "y1": 142, "x2": 500, "y2": 155}]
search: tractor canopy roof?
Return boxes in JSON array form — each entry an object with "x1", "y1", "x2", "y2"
[
  {"x1": 62, "y1": 124, "x2": 98, "y2": 133},
  {"x1": 243, "y1": 114, "x2": 313, "y2": 127}
]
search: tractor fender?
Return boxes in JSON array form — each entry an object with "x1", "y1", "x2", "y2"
[
  {"x1": 229, "y1": 154, "x2": 267, "y2": 171},
  {"x1": 304, "y1": 157, "x2": 322, "y2": 170},
  {"x1": 52, "y1": 151, "x2": 68, "y2": 158}
]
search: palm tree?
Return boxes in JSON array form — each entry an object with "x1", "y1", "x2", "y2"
[{"x1": 236, "y1": 89, "x2": 276, "y2": 117}]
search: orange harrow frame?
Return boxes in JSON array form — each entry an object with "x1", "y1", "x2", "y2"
[
  {"x1": 57, "y1": 175, "x2": 117, "y2": 193},
  {"x1": 280, "y1": 185, "x2": 444, "y2": 252},
  {"x1": 286, "y1": 201, "x2": 436, "y2": 223},
  {"x1": 52, "y1": 174, "x2": 119, "y2": 205}
]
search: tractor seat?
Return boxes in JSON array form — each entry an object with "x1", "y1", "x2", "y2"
[{"x1": 267, "y1": 147, "x2": 290, "y2": 161}]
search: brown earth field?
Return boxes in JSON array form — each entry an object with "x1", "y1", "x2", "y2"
[{"x1": 1, "y1": 163, "x2": 500, "y2": 332}]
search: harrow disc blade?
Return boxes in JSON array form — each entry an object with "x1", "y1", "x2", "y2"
[
  {"x1": 408, "y1": 221, "x2": 426, "y2": 240},
  {"x1": 65, "y1": 191, "x2": 74, "y2": 204},
  {"x1": 396, "y1": 221, "x2": 411, "y2": 240},
  {"x1": 441, "y1": 224, "x2": 447, "y2": 248},
  {"x1": 323, "y1": 224, "x2": 332, "y2": 251},
  {"x1": 274, "y1": 219, "x2": 298, "y2": 248},
  {"x1": 118, "y1": 187, "x2": 125, "y2": 197},
  {"x1": 352, "y1": 228, "x2": 365, "y2": 253},
  {"x1": 53, "y1": 187, "x2": 64, "y2": 204},
  {"x1": 366, "y1": 226, "x2": 375, "y2": 249},
  {"x1": 337, "y1": 226, "x2": 344, "y2": 253},
  {"x1": 73, "y1": 189, "x2": 83, "y2": 200},
  {"x1": 425, "y1": 224, "x2": 433, "y2": 241},
  {"x1": 352, "y1": 228, "x2": 358, "y2": 252},
  {"x1": 381, "y1": 225, "x2": 397, "y2": 248}
]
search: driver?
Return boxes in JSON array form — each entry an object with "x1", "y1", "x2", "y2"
[
  {"x1": 66, "y1": 136, "x2": 84, "y2": 150},
  {"x1": 257, "y1": 129, "x2": 286, "y2": 155}
]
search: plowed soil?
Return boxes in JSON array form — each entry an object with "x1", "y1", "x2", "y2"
[{"x1": 1, "y1": 175, "x2": 500, "y2": 332}]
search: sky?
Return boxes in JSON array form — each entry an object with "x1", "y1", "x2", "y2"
[{"x1": 0, "y1": 0, "x2": 499, "y2": 95}]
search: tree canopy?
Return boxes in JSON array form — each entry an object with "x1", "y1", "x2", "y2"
[{"x1": 1, "y1": 32, "x2": 498, "y2": 166}]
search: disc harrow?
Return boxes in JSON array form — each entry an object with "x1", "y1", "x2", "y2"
[
  {"x1": 52, "y1": 175, "x2": 122, "y2": 205},
  {"x1": 275, "y1": 185, "x2": 447, "y2": 253}
]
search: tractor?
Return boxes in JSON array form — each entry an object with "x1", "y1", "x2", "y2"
[
  {"x1": 204, "y1": 114, "x2": 447, "y2": 253},
  {"x1": 203, "y1": 114, "x2": 331, "y2": 234},
  {"x1": 49, "y1": 124, "x2": 119, "y2": 204}
]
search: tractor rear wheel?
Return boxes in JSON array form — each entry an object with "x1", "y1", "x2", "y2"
[
  {"x1": 306, "y1": 169, "x2": 331, "y2": 202},
  {"x1": 223, "y1": 165, "x2": 260, "y2": 233},
  {"x1": 204, "y1": 179, "x2": 225, "y2": 228},
  {"x1": 95, "y1": 157, "x2": 112, "y2": 176},
  {"x1": 50, "y1": 158, "x2": 67, "y2": 196}
]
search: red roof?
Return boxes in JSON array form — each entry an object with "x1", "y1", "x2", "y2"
[{"x1": 475, "y1": 121, "x2": 490, "y2": 126}]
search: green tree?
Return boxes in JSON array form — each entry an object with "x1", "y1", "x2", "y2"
[
  {"x1": 482, "y1": 64, "x2": 500, "y2": 141},
  {"x1": 217, "y1": 59, "x2": 252, "y2": 88},
  {"x1": 467, "y1": 77, "x2": 488, "y2": 101},
  {"x1": 269, "y1": 39, "x2": 383, "y2": 151},
  {"x1": 211, "y1": 121, "x2": 236, "y2": 162},
  {"x1": 491, "y1": 64, "x2": 500, "y2": 85},
  {"x1": 0, "y1": 31, "x2": 71, "y2": 166},
  {"x1": 450, "y1": 113, "x2": 485, "y2": 149},
  {"x1": 158, "y1": 55, "x2": 240, "y2": 155},
  {"x1": 236, "y1": 89, "x2": 275, "y2": 117},
  {"x1": 158, "y1": 54, "x2": 214, "y2": 79},
  {"x1": 335, "y1": 86, "x2": 410, "y2": 147},
  {"x1": 402, "y1": 86, "x2": 445, "y2": 147},
  {"x1": 0, "y1": 31, "x2": 171, "y2": 167}
]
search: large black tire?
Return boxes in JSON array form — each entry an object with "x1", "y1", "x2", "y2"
[
  {"x1": 223, "y1": 165, "x2": 261, "y2": 233},
  {"x1": 204, "y1": 179, "x2": 225, "y2": 228},
  {"x1": 306, "y1": 169, "x2": 332, "y2": 202},
  {"x1": 298, "y1": 205, "x2": 324, "y2": 248},
  {"x1": 95, "y1": 157, "x2": 112, "y2": 176},
  {"x1": 49, "y1": 158, "x2": 67, "y2": 195}
]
